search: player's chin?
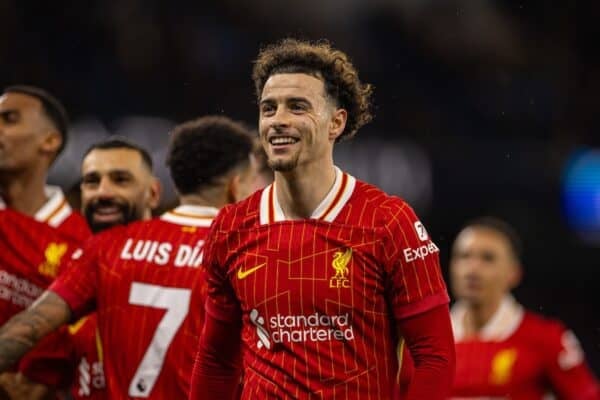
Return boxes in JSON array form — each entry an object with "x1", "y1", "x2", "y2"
[
  {"x1": 456, "y1": 286, "x2": 484, "y2": 300},
  {"x1": 91, "y1": 215, "x2": 125, "y2": 230},
  {"x1": 269, "y1": 155, "x2": 299, "y2": 172}
]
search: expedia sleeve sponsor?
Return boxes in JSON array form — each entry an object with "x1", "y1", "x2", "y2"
[{"x1": 402, "y1": 241, "x2": 440, "y2": 263}]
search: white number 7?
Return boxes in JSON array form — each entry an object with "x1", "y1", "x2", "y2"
[{"x1": 127, "y1": 282, "x2": 191, "y2": 397}]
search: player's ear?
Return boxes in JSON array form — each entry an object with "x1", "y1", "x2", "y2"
[
  {"x1": 147, "y1": 177, "x2": 161, "y2": 211},
  {"x1": 328, "y1": 108, "x2": 347, "y2": 142},
  {"x1": 226, "y1": 174, "x2": 242, "y2": 204},
  {"x1": 39, "y1": 130, "x2": 62, "y2": 157},
  {"x1": 508, "y1": 262, "x2": 522, "y2": 290}
]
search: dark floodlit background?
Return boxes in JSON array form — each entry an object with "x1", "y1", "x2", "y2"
[{"x1": 2, "y1": 1, "x2": 599, "y2": 372}]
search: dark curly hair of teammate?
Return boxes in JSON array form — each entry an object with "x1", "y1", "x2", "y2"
[{"x1": 166, "y1": 115, "x2": 254, "y2": 195}]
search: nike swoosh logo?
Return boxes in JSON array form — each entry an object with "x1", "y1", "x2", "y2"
[{"x1": 237, "y1": 263, "x2": 266, "y2": 280}]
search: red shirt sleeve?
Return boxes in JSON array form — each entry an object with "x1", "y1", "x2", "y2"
[
  {"x1": 17, "y1": 325, "x2": 76, "y2": 388},
  {"x1": 201, "y1": 211, "x2": 242, "y2": 323},
  {"x1": 49, "y1": 237, "x2": 99, "y2": 319},
  {"x1": 382, "y1": 202, "x2": 450, "y2": 319},
  {"x1": 541, "y1": 322, "x2": 600, "y2": 399},
  {"x1": 189, "y1": 309, "x2": 242, "y2": 400},
  {"x1": 396, "y1": 304, "x2": 455, "y2": 400}
]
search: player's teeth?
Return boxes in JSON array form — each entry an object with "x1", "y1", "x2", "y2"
[{"x1": 271, "y1": 137, "x2": 297, "y2": 145}]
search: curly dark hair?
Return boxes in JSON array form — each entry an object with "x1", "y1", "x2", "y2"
[
  {"x1": 252, "y1": 38, "x2": 373, "y2": 142},
  {"x1": 166, "y1": 116, "x2": 255, "y2": 195}
]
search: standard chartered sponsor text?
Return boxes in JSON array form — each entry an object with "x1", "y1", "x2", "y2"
[
  {"x1": 0, "y1": 271, "x2": 43, "y2": 307},
  {"x1": 269, "y1": 312, "x2": 354, "y2": 343}
]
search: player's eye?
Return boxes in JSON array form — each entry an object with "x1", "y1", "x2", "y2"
[
  {"x1": 260, "y1": 103, "x2": 276, "y2": 116},
  {"x1": 81, "y1": 176, "x2": 100, "y2": 187},
  {"x1": 111, "y1": 173, "x2": 133, "y2": 185},
  {"x1": 481, "y1": 252, "x2": 497, "y2": 263},
  {"x1": 289, "y1": 102, "x2": 308, "y2": 113},
  {"x1": 454, "y1": 251, "x2": 470, "y2": 260},
  {"x1": 0, "y1": 111, "x2": 19, "y2": 124}
]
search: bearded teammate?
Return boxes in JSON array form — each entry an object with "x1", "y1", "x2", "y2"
[
  {"x1": 18, "y1": 137, "x2": 161, "y2": 399},
  {"x1": 448, "y1": 217, "x2": 600, "y2": 399},
  {"x1": 0, "y1": 115, "x2": 259, "y2": 399},
  {"x1": 190, "y1": 39, "x2": 455, "y2": 400},
  {"x1": 0, "y1": 85, "x2": 90, "y2": 398}
]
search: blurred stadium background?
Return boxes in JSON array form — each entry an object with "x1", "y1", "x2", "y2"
[{"x1": 1, "y1": 0, "x2": 598, "y2": 372}]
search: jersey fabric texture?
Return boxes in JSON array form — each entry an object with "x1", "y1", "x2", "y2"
[
  {"x1": 203, "y1": 168, "x2": 450, "y2": 399},
  {"x1": 0, "y1": 186, "x2": 90, "y2": 385},
  {"x1": 50, "y1": 205, "x2": 215, "y2": 399},
  {"x1": 450, "y1": 296, "x2": 600, "y2": 399}
]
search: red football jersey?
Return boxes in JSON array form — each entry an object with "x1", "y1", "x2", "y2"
[
  {"x1": 450, "y1": 296, "x2": 600, "y2": 399},
  {"x1": 0, "y1": 186, "x2": 90, "y2": 384},
  {"x1": 203, "y1": 168, "x2": 450, "y2": 399},
  {"x1": 50, "y1": 205, "x2": 216, "y2": 399},
  {"x1": 68, "y1": 314, "x2": 106, "y2": 399}
]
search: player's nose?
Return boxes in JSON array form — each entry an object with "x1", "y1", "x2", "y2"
[
  {"x1": 270, "y1": 106, "x2": 292, "y2": 128},
  {"x1": 96, "y1": 177, "x2": 117, "y2": 197}
]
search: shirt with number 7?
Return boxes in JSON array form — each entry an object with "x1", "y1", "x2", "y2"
[{"x1": 50, "y1": 205, "x2": 216, "y2": 399}]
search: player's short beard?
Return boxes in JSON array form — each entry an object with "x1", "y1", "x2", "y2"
[
  {"x1": 84, "y1": 199, "x2": 141, "y2": 233},
  {"x1": 268, "y1": 153, "x2": 300, "y2": 172}
]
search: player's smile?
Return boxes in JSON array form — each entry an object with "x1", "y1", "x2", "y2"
[
  {"x1": 87, "y1": 198, "x2": 129, "y2": 227},
  {"x1": 92, "y1": 204, "x2": 124, "y2": 222},
  {"x1": 268, "y1": 135, "x2": 300, "y2": 153}
]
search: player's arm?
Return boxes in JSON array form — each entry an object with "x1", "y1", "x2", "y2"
[
  {"x1": 0, "y1": 372, "x2": 54, "y2": 400},
  {"x1": 189, "y1": 312, "x2": 243, "y2": 400},
  {"x1": 543, "y1": 325, "x2": 600, "y2": 399},
  {"x1": 382, "y1": 202, "x2": 455, "y2": 399},
  {"x1": 189, "y1": 210, "x2": 243, "y2": 400},
  {"x1": 0, "y1": 291, "x2": 71, "y2": 371},
  {"x1": 396, "y1": 304, "x2": 455, "y2": 400}
]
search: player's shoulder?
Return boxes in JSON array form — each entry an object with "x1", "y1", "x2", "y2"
[
  {"x1": 520, "y1": 310, "x2": 587, "y2": 368},
  {"x1": 521, "y1": 310, "x2": 569, "y2": 338},
  {"x1": 122, "y1": 217, "x2": 178, "y2": 236},
  {"x1": 351, "y1": 179, "x2": 419, "y2": 228},
  {"x1": 213, "y1": 189, "x2": 262, "y2": 232},
  {"x1": 90, "y1": 223, "x2": 132, "y2": 245},
  {"x1": 516, "y1": 310, "x2": 573, "y2": 352},
  {"x1": 58, "y1": 211, "x2": 92, "y2": 240}
]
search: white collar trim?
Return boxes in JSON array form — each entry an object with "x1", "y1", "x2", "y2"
[
  {"x1": 160, "y1": 205, "x2": 219, "y2": 227},
  {"x1": 259, "y1": 166, "x2": 356, "y2": 225},
  {"x1": 1, "y1": 185, "x2": 72, "y2": 227},
  {"x1": 451, "y1": 295, "x2": 524, "y2": 341}
]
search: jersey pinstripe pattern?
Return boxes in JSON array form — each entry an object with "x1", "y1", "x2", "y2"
[
  {"x1": 204, "y1": 169, "x2": 449, "y2": 399},
  {"x1": 50, "y1": 206, "x2": 215, "y2": 399}
]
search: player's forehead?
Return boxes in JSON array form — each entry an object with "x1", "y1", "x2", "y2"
[
  {"x1": 260, "y1": 73, "x2": 327, "y2": 103},
  {"x1": 82, "y1": 148, "x2": 148, "y2": 175},
  {"x1": 0, "y1": 92, "x2": 42, "y2": 113},
  {"x1": 453, "y1": 226, "x2": 511, "y2": 254}
]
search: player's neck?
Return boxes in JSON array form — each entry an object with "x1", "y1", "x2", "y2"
[
  {"x1": 178, "y1": 191, "x2": 226, "y2": 210},
  {"x1": 274, "y1": 162, "x2": 337, "y2": 220},
  {"x1": 0, "y1": 169, "x2": 48, "y2": 216},
  {"x1": 463, "y1": 298, "x2": 502, "y2": 335}
]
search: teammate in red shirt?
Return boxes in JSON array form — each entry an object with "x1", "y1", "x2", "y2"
[
  {"x1": 0, "y1": 115, "x2": 260, "y2": 399},
  {"x1": 0, "y1": 85, "x2": 91, "y2": 397},
  {"x1": 19, "y1": 137, "x2": 161, "y2": 399},
  {"x1": 448, "y1": 217, "x2": 600, "y2": 399},
  {"x1": 65, "y1": 138, "x2": 160, "y2": 400},
  {"x1": 190, "y1": 38, "x2": 455, "y2": 400}
]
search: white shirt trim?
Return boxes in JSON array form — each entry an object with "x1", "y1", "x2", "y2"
[
  {"x1": 451, "y1": 295, "x2": 524, "y2": 342},
  {"x1": 258, "y1": 166, "x2": 356, "y2": 225},
  {"x1": 1, "y1": 185, "x2": 72, "y2": 227},
  {"x1": 160, "y1": 205, "x2": 219, "y2": 227}
]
